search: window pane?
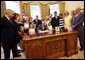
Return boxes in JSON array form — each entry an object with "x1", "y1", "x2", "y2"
[
  {"x1": 50, "y1": 3, "x2": 59, "y2": 17},
  {"x1": 30, "y1": 4, "x2": 41, "y2": 20},
  {"x1": 5, "y1": 1, "x2": 20, "y2": 14}
]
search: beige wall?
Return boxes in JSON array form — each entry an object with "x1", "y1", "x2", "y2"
[{"x1": 65, "y1": 1, "x2": 84, "y2": 13}]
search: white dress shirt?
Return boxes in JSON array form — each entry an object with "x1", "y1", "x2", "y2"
[
  {"x1": 45, "y1": 20, "x2": 50, "y2": 26},
  {"x1": 49, "y1": 18, "x2": 52, "y2": 22},
  {"x1": 48, "y1": 25, "x2": 52, "y2": 31},
  {"x1": 75, "y1": 12, "x2": 80, "y2": 17},
  {"x1": 36, "y1": 19, "x2": 38, "y2": 23},
  {"x1": 5, "y1": 15, "x2": 13, "y2": 24},
  {"x1": 5, "y1": 15, "x2": 10, "y2": 20},
  {"x1": 29, "y1": 28, "x2": 35, "y2": 35},
  {"x1": 55, "y1": 16, "x2": 57, "y2": 19},
  {"x1": 24, "y1": 23, "x2": 29, "y2": 29}
]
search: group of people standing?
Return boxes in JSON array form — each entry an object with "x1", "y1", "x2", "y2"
[{"x1": 1, "y1": 7, "x2": 84, "y2": 59}]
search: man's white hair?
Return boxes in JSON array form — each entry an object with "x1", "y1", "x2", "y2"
[{"x1": 5, "y1": 9, "x2": 14, "y2": 14}]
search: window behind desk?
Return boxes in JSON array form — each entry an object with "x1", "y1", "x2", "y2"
[
  {"x1": 5, "y1": 1, "x2": 20, "y2": 14},
  {"x1": 30, "y1": 3, "x2": 41, "y2": 20},
  {"x1": 49, "y1": 3, "x2": 60, "y2": 17}
]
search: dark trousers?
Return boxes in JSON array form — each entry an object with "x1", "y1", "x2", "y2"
[
  {"x1": 78, "y1": 28, "x2": 84, "y2": 49},
  {"x1": 2, "y1": 42, "x2": 18, "y2": 59},
  {"x1": 73, "y1": 26, "x2": 84, "y2": 50},
  {"x1": 15, "y1": 44, "x2": 18, "y2": 51}
]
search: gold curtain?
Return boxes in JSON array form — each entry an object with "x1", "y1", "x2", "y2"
[
  {"x1": 40, "y1": 4, "x2": 43, "y2": 18},
  {"x1": 21, "y1": 1, "x2": 65, "y2": 19},
  {"x1": 23, "y1": 3, "x2": 30, "y2": 17},
  {"x1": 22, "y1": 1, "x2": 59, "y2": 5},
  {"x1": 27, "y1": 3, "x2": 30, "y2": 17},
  {"x1": 59, "y1": 2, "x2": 65, "y2": 14},
  {"x1": 1, "y1": 1, "x2": 6, "y2": 17},
  {"x1": 23, "y1": 3, "x2": 27, "y2": 14},
  {"x1": 40, "y1": 4, "x2": 49, "y2": 19},
  {"x1": 19, "y1": 1, "x2": 23, "y2": 17},
  {"x1": 1, "y1": 1, "x2": 65, "y2": 18}
]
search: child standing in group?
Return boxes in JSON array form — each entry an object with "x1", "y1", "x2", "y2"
[{"x1": 29, "y1": 24, "x2": 36, "y2": 35}]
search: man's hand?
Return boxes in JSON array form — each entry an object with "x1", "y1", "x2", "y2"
[{"x1": 71, "y1": 25, "x2": 75, "y2": 28}]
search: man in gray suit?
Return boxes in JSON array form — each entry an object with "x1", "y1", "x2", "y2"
[{"x1": 71, "y1": 7, "x2": 84, "y2": 51}]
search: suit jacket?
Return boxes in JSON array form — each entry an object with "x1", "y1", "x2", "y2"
[
  {"x1": 33, "y1": 19, "x2": 42, "y2": 28},
  {"x1": 51, "y1": 16, "x2": 60, "y2": 29},
  {"x1": 11, "y1": 19, "x2": 22, "y2": 44},
  {"x1": 38, "y1": 25, "x2": 47, "y2": 31},
  {"x1": 29, "y1": 22, "x2": 33, "y2": 25},
  {"x1": 1, "y1": 16, "x2": 16, "y2": 45},
  {"x1": 11, "y1": 19, "x2": 19, "y2": 32},
  {"x1": 71, "y1": 12, "x2": 84, "y2": 30}
]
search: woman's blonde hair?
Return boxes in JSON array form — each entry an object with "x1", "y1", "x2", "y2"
[{"x1": 17, "y1": 16, "x2": 23, "y2": 22}]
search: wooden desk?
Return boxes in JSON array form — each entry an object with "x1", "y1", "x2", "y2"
[{"x1": 23, "y1": 31, "x2": 78, "y2": 59}]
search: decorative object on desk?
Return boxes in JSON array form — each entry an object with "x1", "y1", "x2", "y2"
[
  {"x1": 64, "y1": 28, "x2": 68, "y2": 32},
  {"x1": 60, "y1": 28, "x2": 68, "y2": 32},
  {"x1": 55, "y1": 27, "x2": 60, "y2": 32},
  {"x1": 60, "y1": 29, "x2": 64, "y2": 32}
]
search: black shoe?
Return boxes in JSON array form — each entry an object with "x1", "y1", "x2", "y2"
[
  {"x1": 17, "y1": 50, "x2": 22, "y2": 53},
  {"x1": 13, "y1": 54, "x2": 21, "y2": 58},
  {"x1": 80, "y1": 48, "x2": 84, "y2": 51}
]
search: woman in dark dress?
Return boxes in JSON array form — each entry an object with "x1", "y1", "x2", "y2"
[
  {"x1": 11, "y1": 13, "x2": 22, "y2": 55},
  {"x1": 12, "y1": 13, "x2": 24, "y2": 54}
]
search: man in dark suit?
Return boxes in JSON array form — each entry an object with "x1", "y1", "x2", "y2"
[
  {"x1": 71, "y1": 7, "x2": 84, "y2": 51},
  {"x1": 38, "y1": 22, "x2": 47, "y2": 31},
  {"x1": 51, "y1": 11, "x2": 60, "y2": 29},
  {"x1": 1, "y1": 9, "x2": 20, "y2": 59},
  {"x1": 33, "y1": 15, "x2": 42, "y2": 31}
]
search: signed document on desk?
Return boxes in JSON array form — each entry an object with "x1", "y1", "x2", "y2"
[{"x1": 39, "y1": 30, "x2": 49, "y2": 33}]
